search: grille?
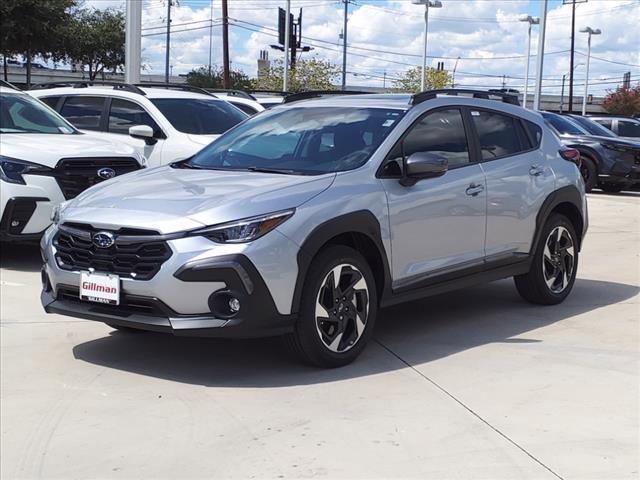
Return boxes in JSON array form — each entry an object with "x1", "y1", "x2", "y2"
[
  {"x1": 53, "y1": 223, "x2": 172, "y2": 280},
  {"x1": 56, "y1": 286, "x2": 172, "y2": 317},
  {"x1": 53, "y1": 157, "x2": 141, "y2": 200}
]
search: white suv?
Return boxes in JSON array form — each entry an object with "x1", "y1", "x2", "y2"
[
  {"x1": 30, "y1": 83, "x2": 248, "y2": 167},
  {"x1": 0, "y1": 85, "x2": 144, "y2": 241}
]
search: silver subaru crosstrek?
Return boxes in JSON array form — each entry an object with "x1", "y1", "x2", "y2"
[{"x1": 41, "y1": 90, "x2": 588, "y2": 367}]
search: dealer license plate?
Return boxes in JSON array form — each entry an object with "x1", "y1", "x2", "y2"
[{"x1": 79, "y1": 272, "x2": 120, "y2": 305}]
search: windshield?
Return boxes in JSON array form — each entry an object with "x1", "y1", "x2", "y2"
[
  {"x1": 187, "y1": 107, "x2": 404, "y2": 175},
  {"x1": 542, "y1": 112, "x2": 588, "y2": 136},
  {"x1": 151, "y1": 98, "x2": 247, "y2": 135},
  {"x1": 0, "y1": 93, "x2": 77, "y2": 134},
  {"x1": 569, "y1": 116, "x2": 616, "y2": 137}
]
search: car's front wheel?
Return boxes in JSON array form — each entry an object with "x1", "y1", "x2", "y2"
[
  {"x1": 514, "y1": 214, "x2": 578, "y2": 305},
  {"x1": 285, "y1": 245, "x2": 377, "y2": 368},
  {"x1": 579, "y1": 156, "x2": 597, "y2": 192}
]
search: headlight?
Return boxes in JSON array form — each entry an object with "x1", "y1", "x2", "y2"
[
  {"x1": 0, "y1": 156, "x2": 52, "y2": 184},
  {"x1": 601, "y1": 143, "x2": 630, "y2": 153},
  {"x1": 191, "y1": 209, "x2": 295, "y2": 243},
  {"x1": 50, "y1": 201, "x2": 70, "y2": 225}
]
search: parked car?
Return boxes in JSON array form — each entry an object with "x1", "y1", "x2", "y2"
[
  {"x1": 29, "y1": 83, "x2": 248, "y2": 167},
  {"x1": 541, "y1": 111, "x2": 640, "y2": 193},
  {"x1": 564, "y1": 114, "x2": 623, "y2": 138},
  {"x1": 41, "y1": 90, "x2": 587, "y2": 367},
  {"x1": 204, "y1": 89, "x2": 265, "y2": 115},
  {"x1": 0, "y1": 85, "x2": 145, "y2": 242},
  {"x1": 588, "y1": 115, "x2": 640, "y2": 140}
]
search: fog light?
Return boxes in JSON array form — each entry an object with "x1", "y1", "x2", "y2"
[{"x1": 229, "y1": 297, "x2": 240, "y2": 313}]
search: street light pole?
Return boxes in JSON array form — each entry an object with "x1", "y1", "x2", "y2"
[
  {"x1": 532, "y1": 0, "x2": 548, "y2": 111},
  {"x1": 412, "y1": 0, "x2": 442, "y2": 92},
  {"x1": 580, "y1": 26, "x2": 601, "y2": 116},
  {"x1": 519, "y1": 14, "x2": 539, "y2": 109},
  {"x1": 283, "y1": 0, "x2": 291, "y2": 92}
]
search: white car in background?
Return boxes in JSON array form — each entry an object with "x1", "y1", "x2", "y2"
[
  {"x1": 204, "y1": 89, "x2": 265, "y2": 115},
  {"x1": 30, "y1": 83, "x2": 248, "y2": 167},
  {"x1": 0, "y1": 84, "x2": 145, "y2": 241}
]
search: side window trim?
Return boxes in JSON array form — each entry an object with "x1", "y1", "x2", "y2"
[
  {"x1": 466, "y1": 106, "x2": 540, "y2": 163},
  {"x1": 376, "y1": 106, "x2": 475, "y2": 178}
]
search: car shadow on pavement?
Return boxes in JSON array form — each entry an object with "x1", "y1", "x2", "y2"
[
  {"x1": 72, "y1": 277, "x2": 639, "y2": 388},
  {"x1": 0, "y1": 242, "x2": 42, "y2": 273}
]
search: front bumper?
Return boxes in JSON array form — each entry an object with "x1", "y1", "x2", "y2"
[{"x1": 41, "y1": 230, "x2": 298, "y2": 338}]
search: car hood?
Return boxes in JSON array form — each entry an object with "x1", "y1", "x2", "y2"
[
  {"x1": 62, "y1": 166, "x2": 336, "y2": 233},
  {"x1": 0, "y1": 132, "x2": 141, "y2": 168},
  {"x1": 559, "y1": 133, "x2": 640, "y2": 148}
]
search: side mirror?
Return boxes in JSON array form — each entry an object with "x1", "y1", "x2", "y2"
[
  {"x1": 400, "y1": 152, "x2": 448, "y2": 186},
  {"x1": 129, "y1": 125, "x2": 157, "y2": 145}
]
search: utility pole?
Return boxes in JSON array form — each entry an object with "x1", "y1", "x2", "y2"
[
  {"x1": 222, "y1": 0, "x2": 231, "y2": 88},
  {"x1": 125, "y1": 0, "x2": 142, "y2": 84},
  {"x1": 533, "y1": 0, "x2": 548, "y2": 111},
  {"x1": 341, "y1": 0, "x2": 349, "y2": 90},
  {"x1": 208, "y1": 0, "x2": 214, "y2": 76},
  {"x1": 165, "y1": 0, "x2": 172, "y2": 83},
  {"x1": 283, "y1": 0, "x2": 291, "y2": 92}
]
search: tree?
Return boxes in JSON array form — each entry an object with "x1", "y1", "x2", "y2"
[
  {"x1": 61, "y1": 8, "x2": 125, "y2": 81},
  {"x1": 256, "y1": 58, "x2": 341, "y2": 93},
  {"x1": 186, "y1": 66, "x2": 255, "y2": 90},
  {"x1": 602, "y1": 85, "x2": 640, "y2": 116},
  {"x1": 0, "y1": 0, "x2": 76, "y2": 85},
  {"x1": 393, "y1": 66, "x2": 452, "y2": 93}
]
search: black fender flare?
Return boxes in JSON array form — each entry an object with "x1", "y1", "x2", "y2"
[
  {"x1": 291, "y1": 210, "x2": 392, "y2": 314},
  {"x1": 531, "y1": 185, "x2": 585, "y2": 254}
]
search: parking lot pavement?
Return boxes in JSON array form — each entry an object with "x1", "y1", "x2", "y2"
[{"x1": 1, "y1": 193, "x2": 638, "y2": 480}]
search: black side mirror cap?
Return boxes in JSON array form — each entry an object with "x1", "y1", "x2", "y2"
[{"x1": 400, "y1": 152, "x2": 448, "y2": 186}]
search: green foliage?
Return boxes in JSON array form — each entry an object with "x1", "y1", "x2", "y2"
[
  {"x1": 602, "y1": 85, "x2": 640, "y2": 116},
  {"x1": 186, "y1": 66, "x2": 256, "y2": 91},
  {"x1": 0, "y1": 0, "x2": 76, "y2": 83},
  {"x1": 256, "y1": 58, "x2": 341, "y2": 93},
  {"x1": 61, "y1": 8, "x2": 125, "y2": 80},
  {"x1": 393, "y1": 66, "x2": 452, "y2": 93}
]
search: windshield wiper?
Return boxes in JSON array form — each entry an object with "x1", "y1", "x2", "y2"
[{"x1": 245, "y1": 166, "x2": 299, "y2": 175}]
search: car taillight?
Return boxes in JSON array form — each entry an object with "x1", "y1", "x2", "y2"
[{"x1": 559, "y1": 148, "x2": 581, "y2": 168}]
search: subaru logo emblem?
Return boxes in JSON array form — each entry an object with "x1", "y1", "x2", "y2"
[
  {"x1": 97, "y1": 167, "x2": 116, "y2": 180},
  {"x1": 92, "y1": 231, "x2": 115, "y2": 248}
]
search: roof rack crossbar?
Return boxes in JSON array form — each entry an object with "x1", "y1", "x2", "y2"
[
  {"x1": 411, "y1": 88, "x2": 520, "y2": 106},
  {"x1": 134, "y1": 82, "x2": 215, "y2": 97},
  {"x1": 283, "y1": 90, "x2": 371, "y2": 104},
  {"x1": 29, "y1": 81, "x2": 146, "y2": 95},
  {"x1": 204, "y1": 88, "x2": 256, "y2": 100}
]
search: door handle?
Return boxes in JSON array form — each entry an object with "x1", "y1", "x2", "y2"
[
  {"x1": 529, "y1": 164, "x2": 545, "y2": 176},
  {"x1": 465, "y1": 183, "x2": 485, "y2": 196}
]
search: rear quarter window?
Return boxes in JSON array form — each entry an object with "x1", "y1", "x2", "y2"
[{"x1": 523, "y1": 119, "x2": 542, "y2": 147}]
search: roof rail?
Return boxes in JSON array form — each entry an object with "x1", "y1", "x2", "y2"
[
  {"x1": 0, "y1": 79, "x2": 19, "y2": 90},
  {"x1": 29, "y1": 81, "x2": 146, "y2": 95},
  {"x1": 204, "y1": 88, "x2": 256, "y2": 100},
  {"x1": 283, "y1": 90, "x2": 371, "y2": 104},
  {"x1": 411, "y1": 89, "x2": 520, "y2": 106},
  {"x1": 249, "y1": 89, "x2": 290, "y2": 96},
  {"x1": 134, "y1": 82, "x2": 215, "y2": 97}
]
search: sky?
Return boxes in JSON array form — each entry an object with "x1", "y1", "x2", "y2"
[{"x1": 84, "y1": 0, "x2": 640, "y2": 95}]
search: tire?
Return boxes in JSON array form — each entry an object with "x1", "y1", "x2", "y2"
[
  {"x1": 284, "y1": 245, "x2": 378, "y2": 368},
  {"x1": 579, "y1": 156, "x2": 597, "y2": 193},
  {"x1": 599, "y1": 184, "x2": 624, "y2": 193},
  {"x1": 514, "y1": 214, "x2": 578, "y2": 305}
]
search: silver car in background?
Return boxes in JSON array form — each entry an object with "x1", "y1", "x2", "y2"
[{"x1": 41, "y1": 90, "x2": 587, "y2": 367}]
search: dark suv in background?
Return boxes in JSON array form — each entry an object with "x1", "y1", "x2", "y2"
[{"x1": 541, "y1": 112, "x2": 640, "y2": 193}]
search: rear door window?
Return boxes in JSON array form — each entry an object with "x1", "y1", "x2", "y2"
[
  {"x1": 471, "y1": 110, "x2": 527, "y2": 160},
  {"x1": 617, "y1": 120, "x2": 640, "y2": 137},
  {"x1": 59, "y1": 96, "x2": 105, "y2": 131}
]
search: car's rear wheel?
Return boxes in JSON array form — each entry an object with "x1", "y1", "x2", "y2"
[
  {"x1": 285, "y1": 245, "x2": 377, "y2": 368},
  {"x1": 579, "y1": 156, "x2": 597, "y2": 192},
  {"x1": 514, "y1": 214, "x2": 578, "y2": 305}
]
